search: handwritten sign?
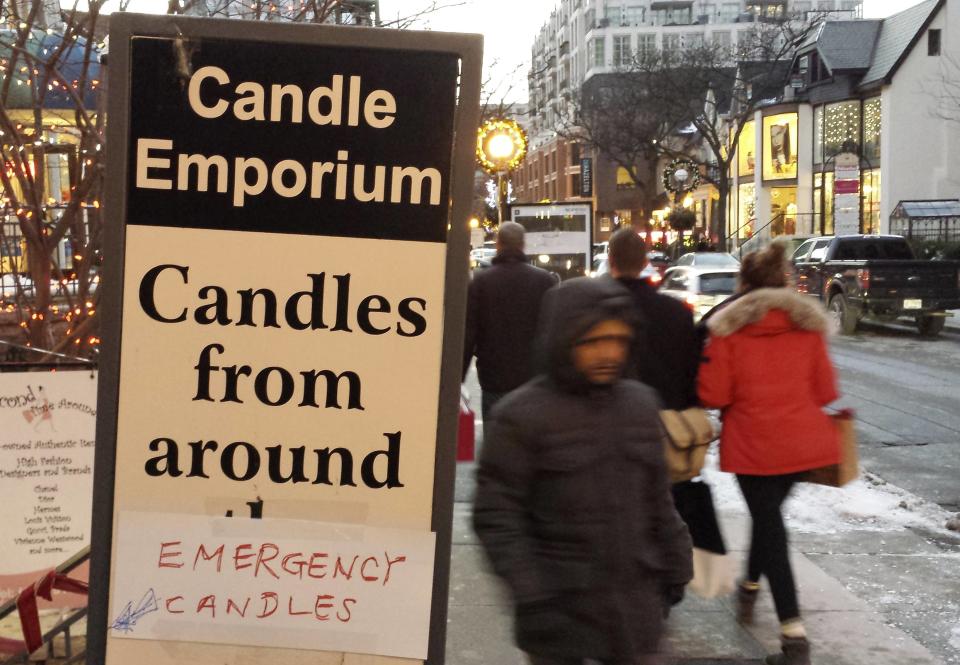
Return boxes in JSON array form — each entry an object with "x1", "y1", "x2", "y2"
[
  {"x1": 109, "y1": 512, "x2": 435, "y2": 658},
  {"x1": 0, "y1": 371, "x2": 96, "y2": 605}
]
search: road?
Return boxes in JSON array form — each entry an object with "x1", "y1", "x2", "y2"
[{"x1": 830, "y1": 321, "x2": 960, "y2": 514}]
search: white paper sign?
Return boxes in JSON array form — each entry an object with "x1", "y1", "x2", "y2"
[
  {"x1": 109, "y1": 511, "x2": 436, "y2": 659},
  {"x1": 834, "y1": 193, "x2": 861, "y2": 235},
  {"x1": 0, "y1": 370, "x2": 97, "y2": 603}
]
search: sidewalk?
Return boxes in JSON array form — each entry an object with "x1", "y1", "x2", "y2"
[{"x1": 446, "y1": 493, "x2": 947, "y2": 665}]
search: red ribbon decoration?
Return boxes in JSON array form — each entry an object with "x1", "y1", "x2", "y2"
[{"x1": 1, "y1": 571, "x2": 90, "y2": 655}]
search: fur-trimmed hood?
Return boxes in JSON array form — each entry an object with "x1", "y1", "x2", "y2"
[{"x1": 706, "y1": 288, "x2": 830, "y2": 337}]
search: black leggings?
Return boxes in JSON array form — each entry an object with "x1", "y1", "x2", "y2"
[{"x1": 737, "y1": 473, "x2": 803, "y2": 623}]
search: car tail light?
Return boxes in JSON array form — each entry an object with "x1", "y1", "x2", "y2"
[
  {"x1": 684, "y1": 294, "x2": 698, "y2": 311},
  {"x1": 649, "y1": 272, "x2": 662, "y2": 286},
  {"x1": 857, "y1": 268, "x2": 870, "y2": 291}
]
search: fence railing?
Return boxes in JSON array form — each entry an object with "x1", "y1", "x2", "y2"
[{"x1": 0, "y1": 547, "x2": 89, "y2": 665}]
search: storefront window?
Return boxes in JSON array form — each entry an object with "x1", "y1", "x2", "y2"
[
  {"x1": 737, "y1": 121, "x2": 755, "y2": 177},
  {"x1": 770, "y1": 187, "x2": 797, "y2": 236},
  {"x1": 813, "y1": 172, "x2": 835, "y2": 235},
  {"x1": 813, "y1": 105, "x2": 824, "y2": 165},
  {"x1": 824, "y1": 100, "x2": 860, "y2": 159},
  {"x1": 862, "y1": 168, "x2": 881, "y2": 234},
  {"x1": 862, "y1": 97, "x2": 881, "y2": 163},
  {"x1": 763, "y1": 112, "x2": 798, "y2": 180},
  {"x1": 616, "y1": 167, "x2": 636, "y2": 189},
  {"x1": 738, "y1": 182, "x2": 755, "y2": 239}
]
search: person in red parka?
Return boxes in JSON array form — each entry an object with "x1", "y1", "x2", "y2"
[{"x1": 698, "y1": 242, "x2": 840, "y2": 665}]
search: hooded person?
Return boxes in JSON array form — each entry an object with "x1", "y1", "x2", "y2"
[{"x1": 473, "y1": 277, "x2": 693, "y2": 665}]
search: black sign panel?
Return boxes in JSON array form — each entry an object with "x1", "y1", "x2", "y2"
[
  {"x1": 580, "y1": 157, "x2": 593, "y2": 197},
  {"x1": 128, "y1": 36, "x2": 459, "y2": 242}
]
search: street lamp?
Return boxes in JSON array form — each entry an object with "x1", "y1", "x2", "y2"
[{"x1": 477, "y1": 118, "x2": 528, "y2": 224}]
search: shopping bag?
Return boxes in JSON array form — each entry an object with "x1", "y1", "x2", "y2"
[
  {"x1": 671, "y1": 479, "x2": 734, "y2": 599},
  {"x1": 804, "y1": 409, "x2": 859, "y2": 487},
  {"x1": 689, "y1": 548, "x2": 735, "y2": 599},
  {"x1": 457, "y1": 391, "x2": 475, "y2": 462},
  {"x1": 661, "y1": 408, "x2": 716, "y2": 482}
]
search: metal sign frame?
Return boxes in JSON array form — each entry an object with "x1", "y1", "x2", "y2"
[
  {"x1": 89, "y1": 13, "x2": 481, "y2": 665},
  {"x1": 507, "y1": 200, "x2": 595, "y2": 278}
]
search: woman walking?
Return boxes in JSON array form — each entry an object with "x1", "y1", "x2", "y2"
[{"x1": 697, "y1": 243, "x2": 840, "y2": 665}]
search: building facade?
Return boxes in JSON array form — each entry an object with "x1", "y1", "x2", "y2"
[{"x1": 728, "y1": 0, "x2": 960, "y2": 248}]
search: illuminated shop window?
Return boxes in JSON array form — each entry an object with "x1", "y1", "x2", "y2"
[
  {"x1": 862, "y1": 97, "x2": 881, "y2": 163},
  {"x1": 738, "y1": 120, "x2": 755, "y2": 176},
  {"x1": 824, "y1": 100, "x2": 860, "y2": 158},
  {"x1": 738, "y1": 182, "x2": 755, "y2": 239},
  {"x1": 762, "y1": 112, "x2": 799, "y2": 180}
]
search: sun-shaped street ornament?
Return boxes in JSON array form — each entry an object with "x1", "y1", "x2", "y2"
[{"x1": 477, "y1": 118, "x2": 528, "y2": 174}]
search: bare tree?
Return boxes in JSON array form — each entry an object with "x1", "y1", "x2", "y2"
[
  {"x1": 926, "y1": 52, "x2": 960, "y2": 124},
  {"x1": 558, "y1": 70, "x2": 689, "y2": 219},
  {"x1": 560, "y1": 15, "x2": 824, "y2": 246}
]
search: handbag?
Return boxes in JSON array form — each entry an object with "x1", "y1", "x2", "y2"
[
  {"x1": 671, "y1": 480, "x2": 734, "y2": 599},
  {"x1": 804, "y1": 409, "x2": 859, "y2": 487},
  {"x1": 660, "y1": 407, "x2": 716, "y2": 483},
  {"x1": 457, "y1": 390, "x2": 475, "y2": 462}
]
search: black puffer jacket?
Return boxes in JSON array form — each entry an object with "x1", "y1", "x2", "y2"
[
  {"x1": 462, "y1": 249, "x2": 557, "y2": 392},
  {"x1": 473, "y1": 277, "x2": 693, "y2": 661}
]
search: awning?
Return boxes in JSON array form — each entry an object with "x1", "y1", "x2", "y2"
[{"x1": 892, "y1": 200, "x2": 960, "y2": 219}]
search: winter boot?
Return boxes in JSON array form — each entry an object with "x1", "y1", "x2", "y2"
[
  {"x1": 736, "y1": 581, "x2": 760, "y2": 624},
  {"x1": 763, "y1": 636, "x2": 811, "y2": 665}
]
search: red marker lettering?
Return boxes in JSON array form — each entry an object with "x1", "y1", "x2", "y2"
[{"x1": 158, "y1": 541, "x2": 183, "y2": 568}]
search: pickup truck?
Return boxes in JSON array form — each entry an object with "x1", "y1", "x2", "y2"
[{"x1": 791, "y1": 235, "x2": 960, "y2": 336}]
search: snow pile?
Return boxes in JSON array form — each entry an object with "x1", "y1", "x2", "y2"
[
  {"x1": 699, "y1": 449, "x2": 958, "y2": 537},
  {"x1": 950, "y1": 624, "x2": 960, "y2": 652}
]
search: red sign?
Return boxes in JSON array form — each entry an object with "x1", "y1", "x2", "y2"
[{"x1": 835, "y1": 179, "x2": 860, "y2": 195}]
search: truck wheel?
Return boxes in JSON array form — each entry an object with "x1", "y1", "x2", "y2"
[
  {"x1": 917, "y1": 315, "x2": 946, "y2": 337},
  {"x1": 828, "y1": 294, "x2": 858, "y2": 335}
]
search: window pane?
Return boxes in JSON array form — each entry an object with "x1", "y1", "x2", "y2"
[
  {"x1": 862, "y1": 97, "x2": 881, "y2": 163},
  {"x1": 824, "y1": 100, "x2": 860, "y2": 158},
  {"x1": 813, "y1": 105, "x2": 824, "y2": 164},
  {"x1": 637, "y1": 33, "x2": 656, "y2": 56},
  {"x1": 699, "y1": 273, "x2": 737, "y2": 294}
]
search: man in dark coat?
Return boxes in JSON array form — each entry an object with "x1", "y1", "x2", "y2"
[
  {"x1": 608, "y1": 229, "x2": 727, "y2": 605},
  {"x1": 462, "y1": 221, "x2": 556, "y2": 423},
  {"x1": 607, "y1": 228, "x2": 699, "y2": 411},
  {"x1": 473, "y1": 277, "x2": 693, "y2": 665}
]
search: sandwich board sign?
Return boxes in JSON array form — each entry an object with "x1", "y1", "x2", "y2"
[{"x1": 89, "y1": 14, "x2": 481, "y2": 665}]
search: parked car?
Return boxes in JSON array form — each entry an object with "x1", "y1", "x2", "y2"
[
  {"x1": 647, "y1": 251, "x2": 672, "y2": 276},
  {"x1": 791, "y1": 234, "x2": 960, "y2": 336},
  {"x1": 658, "y1": 265, "x2": 739, "y2": 322},
  {"x1": 590, "y1": 253, "x2": 662, "y2": 285},
  {"x1": 470, "y1": 246, "x2": 497, "y2": 265},
  {"x1": 674, "y1": 251, "x2": 740, "y2": 268}
]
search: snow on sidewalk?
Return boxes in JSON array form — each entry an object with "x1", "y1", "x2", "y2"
[{"x1": 699, "y1": 449, "x2": 958, "y2": 539}]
